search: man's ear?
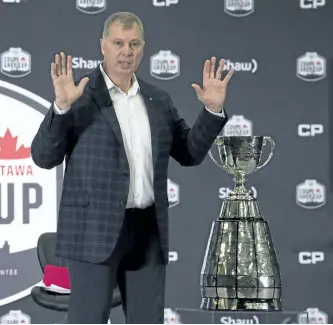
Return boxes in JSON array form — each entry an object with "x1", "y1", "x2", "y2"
[{"x1": 100, "y1": 38, "x2": 105, "y2": 56}]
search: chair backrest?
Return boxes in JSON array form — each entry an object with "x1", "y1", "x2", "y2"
[{"x1": 37, "y1": 232, "x2": 68, "y2": 271}]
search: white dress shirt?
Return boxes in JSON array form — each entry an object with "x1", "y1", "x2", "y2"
[{"x1": 53, "y1": 64, "x2": 225, "y2": 209}]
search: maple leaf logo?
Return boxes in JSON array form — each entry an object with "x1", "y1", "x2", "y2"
[{"x1": 0, "y1": 128, "x2": 30, "y2": 159}]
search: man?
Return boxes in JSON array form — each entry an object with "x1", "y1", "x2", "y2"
[{"x1": 31, "y1": 12, "x2": 234, "y2": 324}]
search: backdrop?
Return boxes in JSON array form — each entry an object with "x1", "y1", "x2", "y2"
[{"x1": 0, "y1": 0, "x2": 332, "y2": 323}]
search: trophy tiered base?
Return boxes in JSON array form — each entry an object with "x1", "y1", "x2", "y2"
[
  {"x1": 201, "y1": 136, "x2": 282, "y2": 311},
  {"x1": 200, "y1": 165, "x2": 282, "y2": 311}
]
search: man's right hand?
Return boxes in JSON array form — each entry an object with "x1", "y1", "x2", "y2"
[{"x1": 51, "y1": 52, "x2": 89, "y2": 110}]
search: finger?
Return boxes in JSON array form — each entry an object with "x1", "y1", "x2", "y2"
[
  {"x1": 78, "y1": 77, "x2": 89, "y2": 93},
  {"x1": 191, "y1": 84, "x2": 204, "y2": 99},
  {"x1": 203, "y1": 60, "x2": 210, "y2": 83},
  {"x1": 55, "y1": 54, "x2": 61, "y2": 76},
  {"x1": 50, "y1": 62, "x2": 57, "y2": 80},
  {"x1": 67, "y1": 55, "x2": 73, "y2": 80},
  {"x1": 215, "y1": 59, "x2": 225, "y2": 80},
  {"x1": 223, "y1": 67, "x2": 235, "y2": 85},
  {"x1": 60, "y1": 52, "x2": 66, "y2": 76},
  {"x1": 210, "y1": 57, "x2": 216, "y2": 79}
]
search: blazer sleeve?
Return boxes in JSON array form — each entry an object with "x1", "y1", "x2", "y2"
[
  {"x1": 30, "y1": 104, "x2": 73, "y2": 169},
  {"x1": 167, "y1": 92, "x2": 229, "y2": 167}
]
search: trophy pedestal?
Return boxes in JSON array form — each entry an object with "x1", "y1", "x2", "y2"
[
  {"x1": 175, "y1": 308, "x2": 309, "y2": 324},
  {"x1": 201, "y1": 298, "x2": 282, "y2": 311}
]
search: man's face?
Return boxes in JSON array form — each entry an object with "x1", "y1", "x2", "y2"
[{"x1": 101, "y1": 22, "x2": 145, "y2": 77}]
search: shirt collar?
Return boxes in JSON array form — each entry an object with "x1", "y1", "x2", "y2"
[{"x1": 99, "y1": 62, "x2": 140, "y2": 96}]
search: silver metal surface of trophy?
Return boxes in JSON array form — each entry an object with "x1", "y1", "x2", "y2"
[{"x1": 200, "y1": 136, "x2": 282, "y2": 311}]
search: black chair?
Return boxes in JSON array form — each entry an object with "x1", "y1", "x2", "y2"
[{"x1": 31, "y1": 232, "x2": 122, "y2": 314}]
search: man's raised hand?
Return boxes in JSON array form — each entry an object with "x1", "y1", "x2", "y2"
[{"x1": 51, "y1": 52, "x2": 89, "y2": 110}]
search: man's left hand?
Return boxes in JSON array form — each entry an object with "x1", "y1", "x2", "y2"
[{"x1": 192, "y1": 57, "x2": 234, "y2": 113}]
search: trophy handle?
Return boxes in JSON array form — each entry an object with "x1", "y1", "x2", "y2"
[
  {"x1": 208, "y1": 149, "x2": 225, "y2": 169},
  {"x1": 255, "y1": 136, "x2": 275, "y2": 171},
  {"x1": 208, "y1": 137, "x2": 230, "y2": 172}
]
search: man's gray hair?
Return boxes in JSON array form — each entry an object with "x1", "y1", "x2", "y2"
[{"x1": 102, "y1": 12, "x2": 144, "y2": 39}]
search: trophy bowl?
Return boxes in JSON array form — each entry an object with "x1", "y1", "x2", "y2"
[{"x1": 210, "y1": 136, "x2": 275, "y2": 176}]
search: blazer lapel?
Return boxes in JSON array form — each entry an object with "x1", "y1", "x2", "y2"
[
  {"x1": 89, "y1": 68, "x2": 123, "y2": 146},
  {"x1": 138, "y1": 79, "x2": 160, "y2": 169}
]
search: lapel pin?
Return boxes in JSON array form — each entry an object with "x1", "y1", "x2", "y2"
[{"x1": 149, "y1": 97, "x2": 153, "y2": 101}]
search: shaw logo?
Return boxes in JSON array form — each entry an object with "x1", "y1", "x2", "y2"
[
  {"x1": 219, "y1": 186, "x2": 257, "y2": 199},
  {"x1": 72, "y1": 57, "x2": 101, "y2": 69},
  {"x1": 0, "y1": 80, "x2": 63, "y2": 306},
  {"x1": 223, "y1": 59, "x2": 258, "y2": 73},
  {"x1": 0, "y1": 310, "x2": 31, "y2": 324},
  {"x1": 76, "y1": 0, "x2": 106, "y2": 14},
  {"x1": 220, "y1": 315, "x2": 259, "y2": 324}
]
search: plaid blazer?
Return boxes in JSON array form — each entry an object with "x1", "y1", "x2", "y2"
[{"x1": 31, "y1": 66, "x2": 228, "y2": 264}]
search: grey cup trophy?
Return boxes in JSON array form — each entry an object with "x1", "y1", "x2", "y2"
[{"x1": 200, "y1": 136, "x2": 282, "y2": 311}]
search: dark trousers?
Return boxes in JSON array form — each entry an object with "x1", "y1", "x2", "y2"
[{"x1": 66, "y1": 205, "x2": 166, "y2": 324}]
